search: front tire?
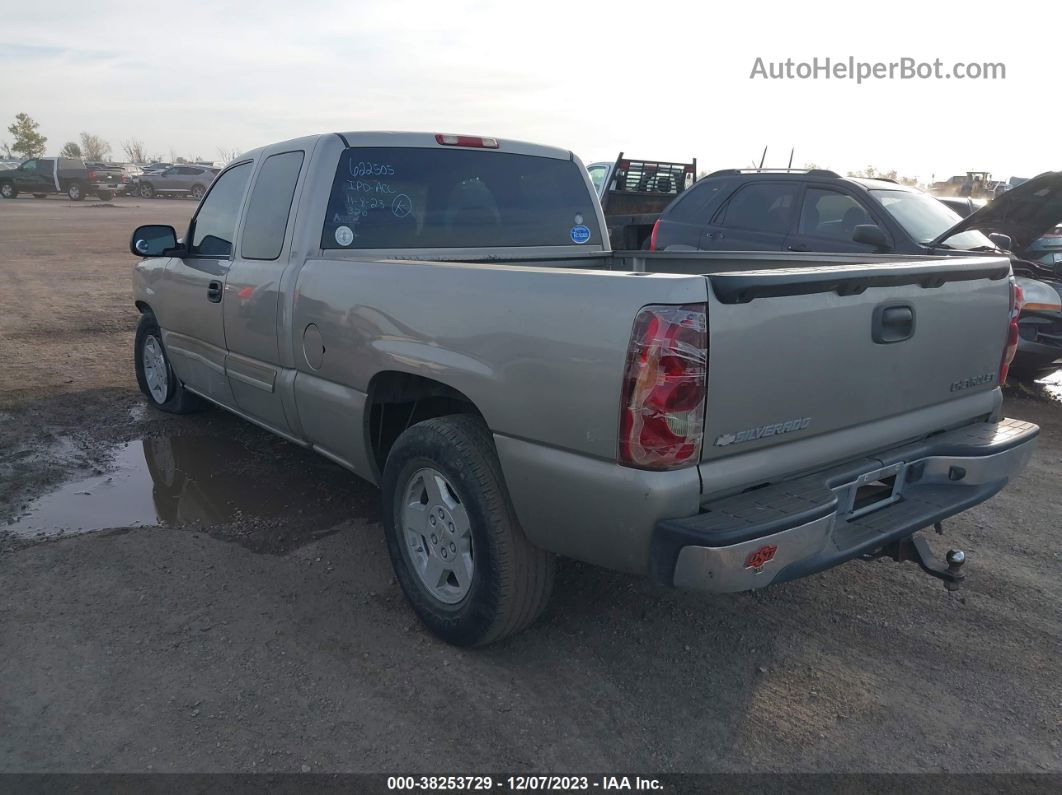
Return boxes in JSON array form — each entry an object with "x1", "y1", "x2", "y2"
[
  {"x1": 134, "y1": 312, "x2": 205, "y2": 414},
  {"x1": 67, "y1": 181, "x2": 84, "y2": 201},
  {"x1": 382, "y1": 415, "x2": 555, "y2": 646},
  {"x1": 0, "y1": 181, "x2": 17, "y2": 199}
]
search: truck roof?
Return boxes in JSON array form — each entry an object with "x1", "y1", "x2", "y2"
[{"x1": 239, "y1": 131, "x2": 574, "y2": 164}]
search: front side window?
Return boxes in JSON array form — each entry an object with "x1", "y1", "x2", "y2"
[
  {"x1": 799, "y1": 188, "x2": 881, "y2": 239},
  {"x1": 241, "y1": 151, "x2": 304, "y2": 260},
  {"x1": 321, "y1": 147, "x2": 601, "y2": 249},
  {"x1": 189, "y1": 162, "x2": 251, "y2": 257},
  {"x1": 19, "y1": 160, "x2": 36, "y2": 172},
  {"x1": 718, "y1": 182, "x2": 800, "y2": 233}
]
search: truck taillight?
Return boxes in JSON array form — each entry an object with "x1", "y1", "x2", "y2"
[
  {"x1": 435, "y1": 134, "x2": 499, "y2": 149},
  {"x1": 649, "y1": 219, "x2": 661, "y2": 252},
  {"x1": 999, "y1": 278, "x2": 1023, "y2": 384},
  {"x1": 86, "y1": 170, "x2": 96, "y2": 180},
  {"x1": 619, "y1": 304, "x2": 707, "y2": 470}
]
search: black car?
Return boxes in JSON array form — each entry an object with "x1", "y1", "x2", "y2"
[{"x1": 650, "y1": 169, "x2": 1007, "y2": 255}]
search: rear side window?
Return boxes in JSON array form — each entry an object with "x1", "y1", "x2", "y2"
[
  {"x1": 190, "y1": 162, "x2": 251, "y2": 257},
  {"x1": 718, "y1": 181, "x2": 799, "y2": 233},
  {"x1": 664, "y1": 178, "x2": 734, "y2": 225},
  {"x1": 241, "y1": 151, "x2": 304, "y2": 260},
  {"x1": 321, "y1": 147, "x2": 600, "y2": 249}
]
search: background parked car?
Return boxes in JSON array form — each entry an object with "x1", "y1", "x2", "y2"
[
  {"x1": 650, "y1": 168, "x2": 1007, "y2": 256},
  {"x1": 1025, "y1": 222, "x2": 1062, "y2": 269},
  {"x1": 0, "y1": 157, "x2": 120, "y2": 200},
  {"x1": 135, "y1": 165, "x2": 219, "y2": 199}
]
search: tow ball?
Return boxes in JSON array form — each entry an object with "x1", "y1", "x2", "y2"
[{"x1": 869, "y1": 525, "x2": 966, "y2": 591}]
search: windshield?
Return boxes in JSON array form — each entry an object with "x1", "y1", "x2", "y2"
[{"x1": 871, "y1": 189, "x2": 995, "y2": 249}]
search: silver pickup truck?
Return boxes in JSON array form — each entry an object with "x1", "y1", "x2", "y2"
[{"x1": 130, "y1": 131, "x2": 1038, "y2": 646}]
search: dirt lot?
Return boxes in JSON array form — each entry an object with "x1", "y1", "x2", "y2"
[{"x1": 1, "y1": 195, "x2": 1060, "y2": 774}]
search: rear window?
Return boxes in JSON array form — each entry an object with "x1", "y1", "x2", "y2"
[{"x1": 321, "y1": 147, "x2": 600, "y2": 249}]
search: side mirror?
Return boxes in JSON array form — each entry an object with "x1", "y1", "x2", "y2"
[
  {"x1": 852, "y1": 224, "x2": 890, "y2": 250},
  {"x1": 988, "y1": 232, "x2": 1013, "y2": 251},
  {"x1": 130, "y1": 224, "x2": 178, "y2": 257}
]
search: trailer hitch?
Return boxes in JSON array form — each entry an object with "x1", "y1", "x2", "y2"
[{"x1": 868, "y1": 531, "x2": 966, "y2": 591}]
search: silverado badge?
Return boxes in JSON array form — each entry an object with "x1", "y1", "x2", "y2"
[{"x1": 715, "y1": 417, "x2": 811, "y2": 447}]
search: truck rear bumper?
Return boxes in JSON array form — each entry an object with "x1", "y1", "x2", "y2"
[{"x1": 651, "y1": 418, "x2": 1038, "y2": 592}]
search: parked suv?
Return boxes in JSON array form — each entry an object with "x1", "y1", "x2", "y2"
[
  {"x1": 135, "y1": 165, "x2": 219, "y2": 199},
  {"x1": 650, "y1": 169, "x2": 1003, "y2": 255},
  {"x1": 0, "y1": 157, "x2": 120, "y2": 200}
]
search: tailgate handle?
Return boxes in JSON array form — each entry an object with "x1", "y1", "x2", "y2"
[{"x1": 872, "y1": 303, "x2": 915, "y2": 344}]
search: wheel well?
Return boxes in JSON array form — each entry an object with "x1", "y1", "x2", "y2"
[
  {"x1": 366, "y1": 372, "x2": 484, "y2": 471},
  {"x1": 135, "y1": 301, "x2": 153, "y2": 315}
]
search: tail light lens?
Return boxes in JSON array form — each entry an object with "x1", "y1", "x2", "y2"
[
  {"x1": 999, "y1": 278, "x2": 1023, "y2": 384},
  {"x1": 86, "y1": 170, "x2": 96, "y2": 180},
  {"x1": 619, "y1": 304, "x2": 707, "y2": 470},
  {"x1": 649, "y1": 219, "x2": 661, "y2": 252}
]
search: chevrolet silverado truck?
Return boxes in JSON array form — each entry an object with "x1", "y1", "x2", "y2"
[{"x1": 129, "y1": 131, "x2": 1038, "y2": 646}]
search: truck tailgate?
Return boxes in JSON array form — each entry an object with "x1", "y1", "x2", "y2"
[{"x1": 700, "y1": 257, "x2": 1012, "y2": 465}]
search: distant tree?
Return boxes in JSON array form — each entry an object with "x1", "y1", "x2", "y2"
[
  {"x1": 122, "y1": 138, "x2": 147, "y2": 163},
  {"x1": 79, "y1": 132, "x2": 110, "y2": 161},
  {"x1": 803, "y1": 162, "x2": 828, "y2": 170},
  {"x1": 175, "y1": 156, "x2": 188, "y2": 164},
  {"x1": 217, "y1": 146, "x2": 241, "y2": 164},
  {"x1": 0, "y1": 140, "x2": 12, "y2": 158},
  {"x1": 7, "y1": 113, "x2": 47, "y2": 158},
  {"x1": 61, "y1": 141, "x2": 82, "y2": 158}
]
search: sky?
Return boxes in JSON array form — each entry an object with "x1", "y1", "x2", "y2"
[{"x1": 0, "y1": 0, "x2": 1056, "y2": 182}]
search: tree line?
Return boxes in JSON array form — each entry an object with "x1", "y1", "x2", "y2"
[{"x1": 3, "y1": 112, "x2": 240, "y2": 165}]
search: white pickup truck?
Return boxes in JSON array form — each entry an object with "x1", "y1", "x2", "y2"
[{"x1": 130, "y1": 131, "x2": 1037, "y2": 645}]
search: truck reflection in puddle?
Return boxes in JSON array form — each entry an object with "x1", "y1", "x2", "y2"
[{"x1": 6, "y1": 434, "x2": 374, "y2": 552}]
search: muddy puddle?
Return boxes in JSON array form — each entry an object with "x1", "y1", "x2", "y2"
[{"x1": 5, "y1": 433, "x2": 379, "y2": 552}]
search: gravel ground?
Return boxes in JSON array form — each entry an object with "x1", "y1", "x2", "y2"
[{"x1": 1, "y1": 195, "x2": 1060, "y2": 773}]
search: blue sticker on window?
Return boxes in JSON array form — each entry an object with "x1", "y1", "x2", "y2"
[{"x1": 570, "y1": 225, "x2": 591, "y2": 244}]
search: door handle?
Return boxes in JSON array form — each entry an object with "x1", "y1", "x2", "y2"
[
  {"x1": 872, "y1": 303, "x2": 915, "y2": 344},
  {"x1": 207, "y1": 281, "x2": 223, "y2": 303},
  {"x1": 787, "y1": 243, "x2": 808, "y2": 252}
]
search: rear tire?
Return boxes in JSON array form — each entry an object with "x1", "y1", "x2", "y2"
[
  {"x1": 0, "y1": 181, "x2": 17, "y2": 199},
  {"x1": 190, "y1": 184, "x2": 206, "y2": 200},
  {"x1": 140, "y1": 183, "x2": 154, "y2": 199},
  {"x1": 67, "y1": 182, "x2": 84, "y2": 201},
  {"x1": 382, "y1": 415, "x2": 555, "y2": 646},
  {"x1": 97, "y1": 190, "x2": 113, "y2": 201},
  {"x1": 134, "y1": 312, "x2": 206, "y2": 414}
]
